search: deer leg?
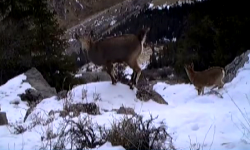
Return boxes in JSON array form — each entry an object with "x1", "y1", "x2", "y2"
[
  {"x1": 127, "y1": 72, "x2": 136, "y2": 89},
  {"x1": 129, "y1": 73, "x2": 135, "y2": 89},
  {"x1": 218, "y1": 85, "x2": 224, "y2": 89},
  {"x1": 130, "y1": 71, "x2": 136, "y2": 85},
  {"x1": 106, "y1": 63, "x2": 117, "y2": 85},
  {"x1": 127, "y1": 61, "x2": 141, "y2": 90},
  {"x1": 218, "y1": 80, "x2": 225, "y2": 89},
  {"x1": 211, "y1": 85, "x2": 218, "y2": 91},
  {"x1": 196, "y1": 87, "x2": 202, "y2": 95},
  {"x1": 201, "y1": 87, "x2": 205, "y2": 95},
  {"x1": 133, "y1": 63, "x2": 142, "y2": 86}
]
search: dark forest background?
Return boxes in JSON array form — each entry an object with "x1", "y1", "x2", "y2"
[
  {"x1": 0, "y1": 0, "x2": 249, "y2": 91},
  {"x1": 105, "y1": 0, "x2": 250, "y2": 76}
]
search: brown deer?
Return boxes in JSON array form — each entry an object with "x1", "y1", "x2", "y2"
[
  {"x1": 184, "y1": 63, "x2": 225, "y2": 95},
  {"x1": 76, "y1": 27, "x2": 150, "y2": 89}
]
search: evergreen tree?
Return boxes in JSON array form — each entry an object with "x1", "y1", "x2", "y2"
[
  {"x1": 29, "y1": 0, "x2": 78, "y2": 91},
  {"x1": 0, "y1": 0, "x2": 78, "y2": 91},
  {"x1": 0, "y1": 0, "x2": 34, "y2": 84}
]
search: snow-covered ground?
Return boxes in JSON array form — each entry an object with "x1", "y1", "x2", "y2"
[{"x1": 0, "y1": 53, "x2": 250, "y2": 150}]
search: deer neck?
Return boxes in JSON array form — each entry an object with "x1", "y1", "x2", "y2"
[
  {"x1": 87, "y1": 42, "x2": 103, "y2": 65},
  {"x1": 186, "y1": 69, "x2": 195, "y2": 83}
]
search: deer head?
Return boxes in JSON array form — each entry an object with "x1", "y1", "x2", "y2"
[
  {"x1": 75, "y1": 32, "x2": 93, "y2": 52},
  {"x1": 184, "y1": 62, "x2": 194, "y2": 81}
]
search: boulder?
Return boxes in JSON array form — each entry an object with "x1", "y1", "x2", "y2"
[
  {"x1": 64, "y1": 102, "x2": 101, "y2": 116},
  {"x1": 141, "y1": 67, "x2": 176, "y2": 81},
  {"x1": 115, "y1": 106, "x2": 136, "y2": 115},
  {"x1": 136, "y1": 79, "x2": 168, "y2": 105},
  {"x1": 24, "y1": 67, "x2": 57, "y2": 99},
  {"x1": 19, "y1": 88, "x2": 43, "y2": 103},
  {"x1": 0, "y1": 112, "x2": 8, "y2": 125},
  {"x1": 80, "y1": 72, "x2": 111, "y2": 83},
  {"x1": 57, "y1": 90, "x2": 68, "y2": 100},
  {"x1": 224, "y1": 50, "x2": 250, "y2": 83}
]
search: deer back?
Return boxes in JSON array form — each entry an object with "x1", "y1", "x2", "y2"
[
  {"x1": 192, "y1": 67, "x2": 225, "y2": 87},
  {"x1": 92, "y1": 34, "x2": 142, "y2": 63}
]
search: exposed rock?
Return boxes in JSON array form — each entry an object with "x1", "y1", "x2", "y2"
[
  {"x1": 142, "y1": 67, "x2": 176, "y2": 81},
  {"x1": 136, "y1": 88, "x2": 168, "y2": 105},
  {"x1": 136, "y1": 79, "x2": 168, "y2": 105},
  {"x1": 19, "y1": 89, "x2": 43, "y2": 122},
  {"x1": 80, "y1": 72, "x2": 111, "y2": 83},
  {"x1": 115, "y1": 106, "x2": 136, "y2": 115},
  {"x1": 24, "y1": 67, "x2": 57, "y2": 98},
  {"x1": 9, "y1": 98, "x2": 21, "y2": 105},
  {"x1": 0, "y1": 112, "x2": 8, "y2": 125},
  {"x1": 19, "y1": 88, "x2": 43, "y2": 104},
  {"x1": 224, "y1": 50, "x2": 250, "y2": 83},
  {"x1": 64, "y1": 102, "x2": 100, "y2": 116},
  {"x1": 21, "y1": 67, "x2": 57, "y2": 122},
  {"x1": 57, "y1": 90, "x2": 68, "y2": 100}
]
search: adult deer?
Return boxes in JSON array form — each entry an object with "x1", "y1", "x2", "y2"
[
  {"x1": 184, "y1": 63, "x2": 225, "y2": 95},
  {"x1": 76, "y1": 27, "x2": 150, "y2": 89}
]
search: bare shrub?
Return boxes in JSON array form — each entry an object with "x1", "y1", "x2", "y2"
[
  {"x1": 45, "y1": 116, "x2": 106, "y2": 150},
  {"x1": 81, "y1": 86, "x2": 88, "y2": 101},
  {"x1": 63, "y1": 103, "x2": 101, "y2": 116},
  {"x1": 60, "y1": 87, "x2": 101, "y2": 116},
  {"x1": 93, "y1": 88, "x2": 101, "y2": 101},
  {"x1": 9, "y1": 123, "x2": 27, "y2": 134},
  {"x1": 229, "y1": 94, "x2": 250, "y2": 143},
  {"x1": 105, "y1": 115, "x2": 175, "y2": 150},
  {"x1": 63, "y1": 89, "x2": 74, "y2": 109},
  {"x1": 9, "y1": 110, "x2": 54, "y2": 135},
  {"x1": 40, "y1": 124, "x2": 58, "y2": 150}
]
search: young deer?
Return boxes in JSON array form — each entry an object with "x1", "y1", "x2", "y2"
[
  {"x1": 76, "y1": 27, "x2": 150, "y2": 89},
  {"x1": 184, "y1": 63, "x2": 225, "y2": 95}
]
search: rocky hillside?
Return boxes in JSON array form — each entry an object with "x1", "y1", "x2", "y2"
[{"x1": 48, "y1": 0, "x2": 126, "y2": 29}]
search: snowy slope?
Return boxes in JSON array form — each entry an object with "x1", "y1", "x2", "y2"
[{"x1": 0, "y1": 53, "x2": 250, "y2": 149}]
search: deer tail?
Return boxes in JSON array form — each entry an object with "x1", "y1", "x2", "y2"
[{"x1": 137, "y1": 27, "x2": 150, "y2": 43}]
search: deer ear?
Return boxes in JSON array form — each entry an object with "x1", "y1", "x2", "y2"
[
  {"x1": 147, "y1": 27, "x2": 150, "y2": 32},
  {"x1": 191, "y1": 62, "x2": 194, "y2": 69}
]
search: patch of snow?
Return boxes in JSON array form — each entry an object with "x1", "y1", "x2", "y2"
[
  {"x1": 157, "y1": 6, "x2": 163, "y2": 10},
  {"x1": 92, "y1": 142, "x2": 125, "y2": 150},
  {"x1": 163, "y1": 4, "x2": 168, "y2": 8},
  {"x1": 124, "y1": 63, "x2": 148, "y2": 79},
  {"x1": 110, "y1": 20, "x2": 116, "y2": 26},
  {"x1": 75, "y1": 73, "x2": 82, "y2": 78},
  {"x1": 172, "y1": 37, "x2": 177, "y2": 42},
  {"x1": 68, "y1": 38, "x2": 75, "y2": 42},
  {"x1": 0, "y1": 74, "x2": 32, "y2": 123},
  {"x1": 148, "y1": 3, "x2": 154, "y2": 8}
]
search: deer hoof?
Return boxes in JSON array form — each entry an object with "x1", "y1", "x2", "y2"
[
  {"x1": 129, "y1": 84, "x2": 134, "y2": 90},
  {"x1": 111, "y1": 80, "x2": 118, "y2": 85}
]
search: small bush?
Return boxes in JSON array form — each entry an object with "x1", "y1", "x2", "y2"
[
  {"x1": 105, "y1": 115, "x2": 175, "y2": 150},
  {"x1": 47, "y1": 116, "x2": 106, "y2": 150}
]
